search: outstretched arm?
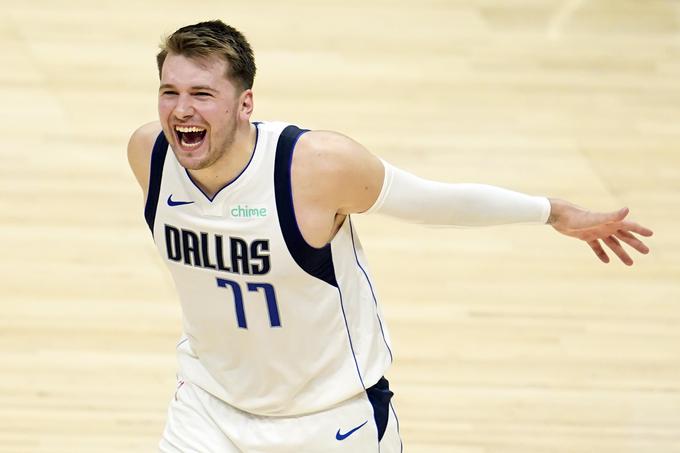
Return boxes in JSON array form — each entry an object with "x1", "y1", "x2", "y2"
[
  {"x1": 349, "y1": 154, "x2": 652, "y2": 266},
  {"x1": 364, "y1": 162, "x2": 652, "y2": 265},
  {"x1": 547, "y1": 199, "x2": 653, "y2": 266},
  {"x1": 297, "y1": 131, "x2": 653, "y2": 265}
]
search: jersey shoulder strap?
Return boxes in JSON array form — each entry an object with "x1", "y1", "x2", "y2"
[{"x1": 144, "y1": 131, "x2": 169, "y2": 235}]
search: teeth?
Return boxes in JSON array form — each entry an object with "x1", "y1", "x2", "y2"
[
  {"x1": 175, "y1": 126, "x2": 206, "y2": 133},
  {"x1": 180, "y1": 138, "x2": 202, "y2": 148}
]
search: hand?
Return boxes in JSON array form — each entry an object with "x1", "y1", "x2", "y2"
[{"x1": 547, "y1": 199, "x2": 653, "y2": 266}]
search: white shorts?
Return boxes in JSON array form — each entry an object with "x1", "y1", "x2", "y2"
[{"x1": 159, "y1": 377, "x2": 403, "y2": 453}]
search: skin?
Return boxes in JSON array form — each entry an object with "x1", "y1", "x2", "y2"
[{"x1": 128, "y1": 53, "x2": 653, "y2": 264}]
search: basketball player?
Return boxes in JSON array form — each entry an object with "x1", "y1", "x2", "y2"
[{"x1": 127, "y1": 20, "x2": 653, "y2": 453}]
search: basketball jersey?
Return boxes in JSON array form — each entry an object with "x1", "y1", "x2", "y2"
[{"x1": 144, "y1": 121, "x2": 393, "y2": 416}]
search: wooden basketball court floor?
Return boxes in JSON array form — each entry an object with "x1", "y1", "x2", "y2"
[{"x1": 1, "y1": 0, "x2": 679, "y2": 451}]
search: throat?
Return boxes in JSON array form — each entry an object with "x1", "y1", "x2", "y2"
[
  {"x1": 184, "y1": 123, "x2": 258, "y2": 198},
  {"x1": 186, "y1": 149, "x2": 253, "y2": 199}
]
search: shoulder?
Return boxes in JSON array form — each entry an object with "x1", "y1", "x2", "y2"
[
  {"x1": 293, "y1": 130, "x2": 384, "y2": 214},
  {"x1": 127, "y1": 121, "x2": 163, "y2": 197},
  {"x1": 294, "y1": 130, "x2": 373, "y2": 176}
]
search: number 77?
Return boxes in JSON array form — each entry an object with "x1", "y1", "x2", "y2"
[{"x1": 217, "y1": 278, "x2": 281, "y2": 329}]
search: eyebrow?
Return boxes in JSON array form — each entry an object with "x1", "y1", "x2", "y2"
[{"x1": 159, "y1": 84, "x2": 218, "y2": 93}]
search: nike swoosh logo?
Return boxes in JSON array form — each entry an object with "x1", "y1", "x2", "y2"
[
  {"x1": 336, "y1": 420, "x2": 368, "y2": 441},
  {"x1": 167, "y1": 194, "x2": 194, "y2": 207}
]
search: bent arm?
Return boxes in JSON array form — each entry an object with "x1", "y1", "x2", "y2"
[{"x1": 127, "y1": 121, "x2": 162, "y2": 202}]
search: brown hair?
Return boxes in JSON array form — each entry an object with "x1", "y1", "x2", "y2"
[{"x1": 157, "y1": 20, "x2": 256, "y2": 91}]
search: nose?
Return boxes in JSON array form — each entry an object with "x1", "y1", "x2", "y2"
[{"x1": 173, "y1": 93, "x2": 195, "y2": 120}]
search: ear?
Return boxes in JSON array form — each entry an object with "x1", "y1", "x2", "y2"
[{"x1": 238, "y1": 89, "x2": 254, "y2": 120}]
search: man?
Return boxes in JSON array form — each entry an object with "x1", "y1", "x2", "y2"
[{"x1": 127, "y1": 20, "x2": 652, "y2": 453}]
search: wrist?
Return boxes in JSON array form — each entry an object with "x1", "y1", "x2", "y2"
[{"x1": 547, "y1": 198, "x2": 562, "y2": 225}]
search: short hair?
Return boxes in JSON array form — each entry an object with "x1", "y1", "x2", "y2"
[{"x1": 157, "y1": 20, "x2": 256, "y2": 91}]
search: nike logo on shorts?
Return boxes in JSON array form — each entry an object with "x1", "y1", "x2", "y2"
[
  {"x1": 336, "y1": 420, "x2": 368, "y2": 441},
  {"x1": 167, "y1": 194, "x2": 194, "y2": 207}
]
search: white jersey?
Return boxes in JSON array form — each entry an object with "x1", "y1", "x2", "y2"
[{"x1": 144, "y1": 121, "x2": 393, "y2": 416}]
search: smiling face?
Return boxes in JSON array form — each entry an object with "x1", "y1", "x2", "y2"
[{"x1": 158, "y1": 53, "x2": 249, "y2": 170}]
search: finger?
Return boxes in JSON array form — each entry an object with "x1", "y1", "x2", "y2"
[
  {"x1": 603, "y1": 236, "x2": 633, "y2": 266},
  {"x1": 620, "y1": 220, "x2": 654, "y2": 237},
  {"x1": 588, "y1": 240, "x2": 610, "y2": 263},
  {"x1": 615, "y1": 230, "x2": 649, "y2": 254}
]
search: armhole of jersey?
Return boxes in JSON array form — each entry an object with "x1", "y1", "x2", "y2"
[
  {"x1": 273, "y1": 125, "x2": 338, "y2": 288},
  {"x1": 144, "y1": 132, "x2": 169, "y2": 236}
]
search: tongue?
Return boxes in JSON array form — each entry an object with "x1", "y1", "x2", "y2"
[{"x1": 183, "y1": 130, "x2": 206, "y2": 145}]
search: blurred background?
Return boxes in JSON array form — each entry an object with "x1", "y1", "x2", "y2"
[{"x1": 1, "y1": 0, "x2": 679, "y2": 451}]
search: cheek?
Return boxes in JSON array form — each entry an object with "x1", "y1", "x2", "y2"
[
  {"x1": 203, "y1": 105, "x2": 231, "y2": 126},
  {"x1": 158, "y1": 99, "x2": 174, "y2": 116}
]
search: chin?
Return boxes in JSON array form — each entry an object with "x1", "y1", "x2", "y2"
[
  {"x1": 170, "y1": 143, "x2": 210, "y2": 170},
  {"x1": 177, "y1": 155, "x2": 211, "y2": 171}
]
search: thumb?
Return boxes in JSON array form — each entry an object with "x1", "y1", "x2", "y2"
[
  {"x1": 587, "y1": 207, "x2": 628, "y2": 226},
  {"x1": 609, "y1": 207, "x2": 629, "y2": 222}
]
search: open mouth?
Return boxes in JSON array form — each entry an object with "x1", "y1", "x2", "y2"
[{"x1": 174, "y1": 125, "x2": 207, "y2": 149}]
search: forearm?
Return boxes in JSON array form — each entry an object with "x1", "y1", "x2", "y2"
[{"x1": 364, "y1": 161, "x2": 551, "y2": 226}]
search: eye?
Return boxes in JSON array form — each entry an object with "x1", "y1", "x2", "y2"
[
  {"x1": 195, "y1": 92, "x2": 213, "y2": 97},
  {"x1": 160, "y1": 90, "x2": 178, "y2": 96}
]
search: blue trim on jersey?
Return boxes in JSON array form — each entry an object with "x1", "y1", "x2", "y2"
[
  {"x1": 183, "y1": 122, "x2": 260, "y2": 202},
  {"x1": 337, "y1": 286, "x2": 366, "y2": 389},
  {"x1": 366, "y1": 377, "x2": 394, "y2": 442},
  {"x1": 348, "y1": 217, "x2": 394, "y2": 363},
  {"x1": 273, "y1": 125, "x2": 338, "y2": 287},
  {"x1": 389, "y1": 402, "x2": 403, "y2": 453},
  {"x1": 144, "y1": 132, "x2": 169, "y2": 235}
]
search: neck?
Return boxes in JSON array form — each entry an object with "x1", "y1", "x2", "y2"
[{"x1": 188, "y1": 121, "x2": 256, "y2": 198}]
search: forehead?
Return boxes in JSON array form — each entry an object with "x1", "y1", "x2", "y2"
[{"x1": 161, "y1": 53, "x2": 233, "y2": 89}]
